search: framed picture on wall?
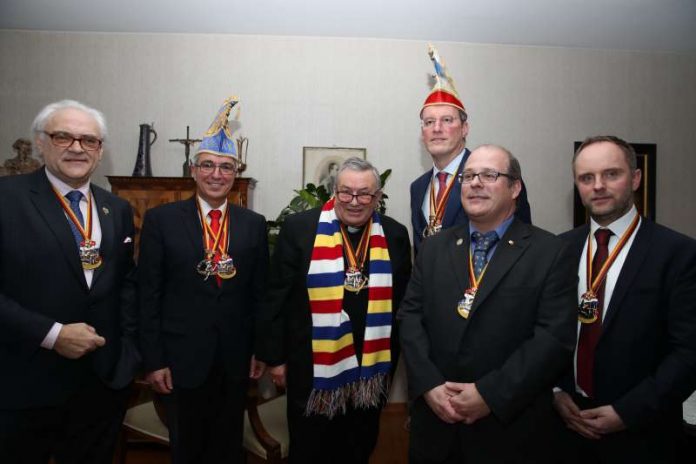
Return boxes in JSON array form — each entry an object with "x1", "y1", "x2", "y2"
[
  {"x1": 572, "y1": 142, "x2": 656, "y2": 227},
  {"x1": 302, "y1": 146, "x2": 367, "y2": 191}
]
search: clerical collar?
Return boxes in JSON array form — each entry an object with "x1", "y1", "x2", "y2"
[{"x1": 346, "y1": 225, "x2": 363, "y2": 234}]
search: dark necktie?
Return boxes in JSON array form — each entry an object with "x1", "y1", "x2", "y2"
[
  {"x1": 577, "y1": 228, "x2": 612, "y2": 397},
  {"x1": 435, "y1": 172, "x2": 448, "y2": 205},
  {"x1": 65, "y1": 190, "x2": 84, "y2": 247},
  {"x1": 471, "y1": 231, "x2": 499, "y2": 279},
  {"x1": 208, "y1": 209, "x2": 222, "y2": 287}
]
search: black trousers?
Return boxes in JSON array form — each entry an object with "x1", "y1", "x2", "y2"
[
  {"x1": 161, "y1": 364, "x2": 247, "y2": 464},
  {"x1": 0, "y1": 376, "x2": 129, "y2": 464},
  {"x1": 288, "y1": 401, "x2": 382, "y2": 464}
]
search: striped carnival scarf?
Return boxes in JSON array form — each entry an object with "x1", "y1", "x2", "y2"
[{"x1": 305, "y1": 198, "x2": 393, "y2": 418}]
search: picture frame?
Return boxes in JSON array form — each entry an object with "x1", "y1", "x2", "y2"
[
  {"x1": 302, "y1": 146, "x2": 367, "y2": 191},
  {"x1": 572, "y1": 142, "x2": 656, "y2": 227}
]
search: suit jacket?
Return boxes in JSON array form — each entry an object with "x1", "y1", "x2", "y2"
[
  {"x1": 398, "y1": 219, "x2": 577, "y2": 462},
  {"x1": 0, "y1": 169, "x2": 139, "y2": 409},
  {"x1": 410, "y1": 149, "x2": 532, "y2": 252},
  {"x1": 559, "y1": 220, "x2": 696, "y2": 434},
  {"x1": 255, "y1": 207, "x2": 412, "y2": 411},
  {"x1": 138, "y1": 196, "x2": 268, "y2": 389}
]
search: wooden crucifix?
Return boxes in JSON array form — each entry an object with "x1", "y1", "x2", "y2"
[{"x1": 169, "y1": 126, "x2": 202, "y2": 177}]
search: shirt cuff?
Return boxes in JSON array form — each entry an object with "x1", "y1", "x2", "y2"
[{"x1": 40, "y1": 322, "x2": 63, "y2": 350}]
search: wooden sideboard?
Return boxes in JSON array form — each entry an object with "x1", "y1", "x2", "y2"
[{"x1": 107, "y1": 176, "x2": 256, "y2": 253}]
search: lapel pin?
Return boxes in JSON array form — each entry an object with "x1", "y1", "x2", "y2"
[
  {"x1": 102, "y1": 206, "x2": 110, "y2": 215},
  {"x1": 456, "y1": 238, "x2": 464, "y2": 246},
  {"x1": 508, "y1": 240, "x2": 514, "y2": 245}
]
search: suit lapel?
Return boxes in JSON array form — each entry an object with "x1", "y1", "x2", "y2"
[
  {"x1": 469, "y1": 219, "x2": 531, "y2": 315},
  {"x1": 602, "y1": 220, "x2": 652, "y2": 331},
  {"x1": 442, "y1": 149, "x2": 469, "y2": 227},
  {"x1": 90, "y1": 187, "x2": 114, "y2": 288},
  {"x1": 29, "y1": 170, "x2": 87, "y2": 289},
  {"x1": 446, "y1": 226, "x2": 471, "y2": 295},
  {"x1": 413, "y1": 173, "x2": 430, "y2": 228}
]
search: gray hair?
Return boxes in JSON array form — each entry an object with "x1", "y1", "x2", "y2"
[
  {"x1": 31, "y1": 100, "x2": 108, "y2": 156},
  {"x1": 573, "y1": 135, "x2": 637, "y2": 172},
  {"x1": 336, "y1": 157, "x2": 382, "y2": 190}
]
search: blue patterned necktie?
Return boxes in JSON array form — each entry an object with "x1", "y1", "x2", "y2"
[
  {"x1": 471, "y1": 231, "x2": 499, "y2": 278},
  {"x1": 65, "y1": 190, "x2": 85, "y2": 247}
]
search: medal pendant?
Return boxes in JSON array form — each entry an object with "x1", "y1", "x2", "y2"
[
  {"x1": 79, "y1": 240, "x2": 102, "y2": 270},
  {"x1": 196, "y1": 258, "x2": 216, "y2": 280},
  {"x1": 578, "y1": 291, "x2": 599, "y2": 324},
  {"x1": 457, "y1": 287, "x2": 477, "y2": 319},
  {"x1": 423, "y1": 221, "x2": 442, "y2": 238},
  {"x1": 216, "y1": 254, "x2": 237, "y2": 279},
  {"x1": 344, "y1": 267, "x2": 368, "y2": 293}
]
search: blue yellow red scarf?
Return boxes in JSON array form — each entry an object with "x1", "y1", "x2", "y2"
[{"x1": 305, "y1": 198, "x2": 393, "y2": 418}]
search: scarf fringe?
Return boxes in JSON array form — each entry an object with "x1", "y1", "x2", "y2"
[{"x1": 304, "y1": 372, "x2": 390, "y2": 418}]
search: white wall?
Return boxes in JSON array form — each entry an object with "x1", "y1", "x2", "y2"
[
  {"x1": 2, "y1": 30, "x2": 695, "y2": 237},
  {"x1": 2, "y1": 30, "x2": 695, "y2": 400}
]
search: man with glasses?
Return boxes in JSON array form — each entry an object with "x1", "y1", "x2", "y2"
[
  {"x1": 139, "y1": 97, "x2": 268, "y2": 463},
  {"x1": 410, "y1": 45, "x2": 531, "y2": 252},
  {"x1": 399, "y1": 144, "x2": 577, "y2": 463},
  {"x1": 553, "y1": 136, "x2": 696, "y2": 463},
  {"x1": 256, "y1": 157, "x2": 411, "y2": 463},
  {"x1": 0, "y1": 100, "x2": 139, "y2": 463}
]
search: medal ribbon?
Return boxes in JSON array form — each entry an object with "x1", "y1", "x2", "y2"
[
  {"x1": 52, "y1": 186, "x2": 93, "y2": 242},
  {"x1": 428, "y1": 172, "x2": 457, "y2": 226},
  {"x1": 339, "y1": 218, "x2": 372, "y2": 272},
  {"x1": 196, "y1": 199, "x2": 229, "y2": 258},
  {"x1": 467, "y1": 248, "x2": 489, "y2": 290},
  {"x1": 585, "y1": 214, "x2": 640, "y2": 296}
]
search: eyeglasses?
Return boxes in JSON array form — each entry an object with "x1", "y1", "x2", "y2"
[
  {"x1": 421, "y1": 116, "x2": 461, "y2": 129},
  {"x1": 460, "y1": 170, "x2": 517, "y2": 184},
  {"x1": 43, "y1": 131, "x2": 103, "y2": 151},
  {"x1": 335, "y1": 190, "x2": 379, "y2": 205},
  {"x1": 194, "y1": 161, "x2": 237, "y2": 175}
]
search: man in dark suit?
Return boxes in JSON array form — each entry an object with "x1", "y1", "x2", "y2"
[
  {"x1": 139, "y1": 97, "x2": 268, "y2": 464},
  {"x1": 399, "y1": 144, "x2": 577, "y2": 463},
  {"x1": 553, "y1": 135, "x2": 696, "y2": 463},
  {"x1": 0, "y1": 100, "x2": 139, "y2": 463},
  {"x1": 256, "y1": 158, "x2": 411, "y2": 464},
  {"x1": 410, "y1": 45, "x2": 531, "y2": 252}
]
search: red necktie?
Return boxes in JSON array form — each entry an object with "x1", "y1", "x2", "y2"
[
  {"x1": 435, "y1": 172, "x2": 448, "y2": 205},
  {"x1": 208, "y1": 210, "x2": 222, "y2": 287},
  {"x1": 577, "y1": 228, "x2": 612, "y2": 397}
]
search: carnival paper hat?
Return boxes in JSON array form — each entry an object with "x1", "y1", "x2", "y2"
[
  {"x1": 196, "y1": 96, "x2": 239, "y2": 159},
  {"x1": 421, "y1": 44, "x2": 465, "y2": 113}
]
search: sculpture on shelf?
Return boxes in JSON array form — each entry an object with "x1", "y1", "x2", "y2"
[
  {"x1": 168, "y1": 126, "x2": 201, "y2": 177},
  {"x1": 131, "y1": 123, "x2": 157, "y2": 177},
  {"x1": 0, "y1": 138, "x2": 42, "y2": 176},
  {"x1": 235, "y1": 136, "x2": 248, "y2": 174}
]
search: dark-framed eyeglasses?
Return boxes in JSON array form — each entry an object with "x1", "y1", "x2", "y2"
[
  {"x1": 43, "y1": 131, "x2": 103, "y2": 151},
  {"x1": 460, "y1": 170, "x2": 518, "y2": 184},
  {"x1": 335, "y1": 190, "x2": 379, "y2": 205},
  {"x1": 194, "y1": 161, "x2": 237, "y2": 175}
]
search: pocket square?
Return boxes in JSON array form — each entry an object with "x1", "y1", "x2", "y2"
[{"x1": 123, "y1": 237, "x2": 133, "y2": 244}]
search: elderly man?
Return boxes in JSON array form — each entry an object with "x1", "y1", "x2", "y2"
[
  {"x1": 400, "y1": 144, "x2": 577, "y2": 463},
  {"x1": 410, "y1": 45, "x2": 531, "y2": 252},
  {"x1": 553, "y1": 135, "x2": 696, "y2": 463},
  {"x1": 0, "y1": 100, "x2": 139, "y2": 463},
  {"x1": 139, "y1": 97, "x2": 268, "y2": 464},
  {"x1": 256, "y1": 157, "x2": 411, "y2": 464}
]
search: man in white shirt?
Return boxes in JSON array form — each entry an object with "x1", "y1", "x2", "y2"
[
  {"x1": 554, "y1": 135, "x2": 696, "y2": 463},
  {"x1": 0, "y1": 100, "x2": 139, "y2": 463}
]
